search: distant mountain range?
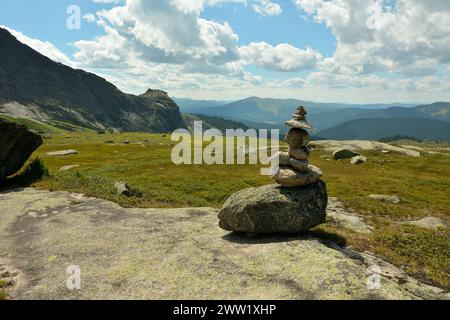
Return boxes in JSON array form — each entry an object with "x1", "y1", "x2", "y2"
[
  {"x1": 0, "y1": 27, "x2": 185, "y2": 133},
  {"x1": 317, "y1": 118, "x2": 450, "y2": 141},
  {"x1": 182, "y1": 113, "x2": 249, "y2": 133},
  {"x1": 174, "y1": 98, "x2": 231, "y2": 112},
  {"x1": 178, "y1": 96, "x2": 417, "y2": 125},
  {"x1": 176, "y1": 96, "x2": 450, "y2": 141}
]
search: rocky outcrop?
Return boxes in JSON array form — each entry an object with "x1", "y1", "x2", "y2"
[
  {"x1": 0, "y1": 188, "x2": 447, "y2": 300},
  {"x1": 218, "y1": 182, "x2": 328, "y2": 233},
  {"x1": 0, "y1": 119, "x2": 42, "y2": 180},
  {"x1": 310, "y1": 140, "x2": 421, "y2": 157},
  {"x1": 0, "y1": 28, "x2": 186, "y2": 133}
]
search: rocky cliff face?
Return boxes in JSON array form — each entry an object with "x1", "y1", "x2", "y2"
[{"x1": 0, "y1": 28, "x2": 186, "y2": 132}]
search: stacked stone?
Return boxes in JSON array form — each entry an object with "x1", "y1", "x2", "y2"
[{"x1": 272, "y1": 106, "x2": 323, "y2": 187}]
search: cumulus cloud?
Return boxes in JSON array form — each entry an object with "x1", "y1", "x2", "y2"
[
  {"x1": 239, "y1": 42, "x2": 322, "y2": 72},
  {"x1": 74, "y1": 0, "x2": 240, "y2": 74},
  {"x1": 294, "y1": 0, "x2": 450, "y2": 76},
  {"x1": 252, "y1": 0, "x2": 282, "y2": 16}
]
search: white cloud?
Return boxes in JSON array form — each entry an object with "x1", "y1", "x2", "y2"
[
  {"x1": 239, "y1": 42, "x2": 322, "y2": 72},
  {"x1": 294, "y1": 0, "x2": 450, "y2": 76},
  {"x1": 252, "y1": 0, "x2": 282, "y2": 16},
  {"x1": 74, "y1": 0, "x2": 240, "y2": 73}
]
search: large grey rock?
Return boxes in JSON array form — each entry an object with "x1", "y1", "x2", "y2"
[
  {"x1": 0, "y1": 119, "x2": 42, "y2": 179},
  {"x1": 333, "y1": 149, "x2": 360, "y2": 160},
  {"x1": 273, "y1": 165, "x2": 322, "y2": 187},
  {"x1": 218, "y1": 181, "x2": 328, "y2": 234}
]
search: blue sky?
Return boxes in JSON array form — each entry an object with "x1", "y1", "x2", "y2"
[{"x1": 0, "y1": 0, "x2": 449, "y2": 103}]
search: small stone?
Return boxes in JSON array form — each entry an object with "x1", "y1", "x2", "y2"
[
  {"x1": 350, "y1": 155, "x2": 367, "y2": 165},
  {"x1": 289, "y1": 158, "x2": 309, "y2": 173},
  {"x1": 46, "y1": 150, "x2": 78, "y2": 156},
  {"x1": 285, "y1": 119, "x2": 313, "y2": 130},
  {"x1": 381, "y1": 150, "x2": 390, "y2": 154},
  {"x1": 105, "y1": 140, "x2": 114, "y2": 144},
  {"x1": 285, "y1": 128, "x2": 310, "y2": 147},
  {"x1": 368, "y1": 194, "x2": 400, "y2": 204},
  {"x1": 333, "y1": 149, "x2": 360, "y2": 160},
  {"x1": 289, "y1": 146, "x2": 310, "y2": 160},
  {"x1": 123, "y1": 140, "x2": 130, "y2": 145},
  {"x1": 114, "y1": 182, "x2": 132, "y2": 197},
  {"x1": 271, "y1": 151, "x2": 291, "y2": 166},
  {"x1": 273, "y1": 165, "x2": 322, "y2": 187}
]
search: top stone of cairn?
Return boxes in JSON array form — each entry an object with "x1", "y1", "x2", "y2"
[
  {"x1": 285, "y1": 106, "x2": 313, "y2": 130},
  {"x1": 272, "y1": 105, "x2": 322, "y2": 187}
]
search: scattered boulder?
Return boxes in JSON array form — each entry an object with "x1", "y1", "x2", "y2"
[
  {"x1": 333, "y1": 149, "x2": 360, "y2": 160},
  {"x1": 123, "y1": 140, "x2": 130, "y2": 145},
  {"x1": 368, "y1": 194, "x2": 400, "y2": 204},
  {"x1": 58, "y1": 165, "x2": 80, "y2": 172},
  {"x1": 350, "y1": 155, "x2": 367, "y2": 165},
  {"x1": 403, "y1": 217, "x2": 445, "y2": 230},
  {"x1": 114, "y1": 182, "x2": 131, "y2": 197},
  {"x1": 381, "y1": 150, "x2": 390, "y2": 154},
  {"x1": 105, "y1": 140, "x2": 114, "y2": 144},
  {"x1": 46, "y1": 150, "x2": 78, "y2": 156},
  {"x1": 0, "y1": 119, "x2": 43, "y2": 179},
  {"x1": 218, "y1": 181, "x2": 328, "y2": 234}
]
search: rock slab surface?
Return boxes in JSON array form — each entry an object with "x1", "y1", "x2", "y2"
[{"x1": 0, "y1": 188, "x2": 447, "y2": 300}]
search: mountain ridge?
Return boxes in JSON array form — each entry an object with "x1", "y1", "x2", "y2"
[{"x1": 0, "y1": 27, "x2": 186, "y2": 133}]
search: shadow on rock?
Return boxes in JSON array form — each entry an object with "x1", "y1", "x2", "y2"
[{"x1": 222, "y1": 229, "x2": 347, "y2": 248}]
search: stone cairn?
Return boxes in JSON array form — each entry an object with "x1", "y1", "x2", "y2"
[
  {"x1": 218, "y1": 105, "x2": 327, "y2": 234},
  {"x1": 272, "y1": 106, "x2": 323, "y2": 187}
]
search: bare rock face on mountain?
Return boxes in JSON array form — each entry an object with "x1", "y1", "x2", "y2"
[
  {"x1": 0, "y1": 119, "x2": 42, "y2": 180},
  {"x1": 0, "y1": 28, "x2": 185, "y2": 133}
]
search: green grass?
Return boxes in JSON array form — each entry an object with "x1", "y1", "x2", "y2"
[{"x1": 21, "y1": 131, "x2": 450, "y2": 289}]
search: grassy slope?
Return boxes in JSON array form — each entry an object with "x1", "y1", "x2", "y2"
[{"x1": 18, "y1": 132, "x2": 450, "y2": 289}]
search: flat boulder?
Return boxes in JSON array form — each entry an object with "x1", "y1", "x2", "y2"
[
  {"x1": 369, "y1": 194, "x2": 400, "y2": 204},
  {"x1": 218, "y1": 181, "x2": 328, "y2": 234},
  {"x1": 0, "y1": 119, "x2": 43, "y2": 180},
  {"x1": 46, "y1": 150, "x2": 78, "y2": 156}
]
